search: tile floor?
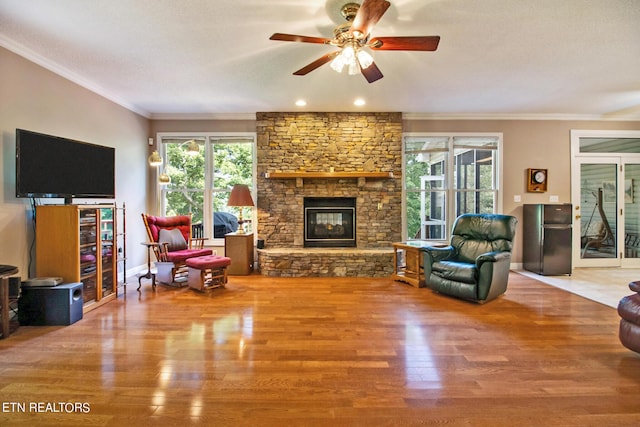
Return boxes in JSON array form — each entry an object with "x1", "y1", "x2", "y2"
[{"x1": 516, "y1": 267, "x2": 640, "y2": 308}]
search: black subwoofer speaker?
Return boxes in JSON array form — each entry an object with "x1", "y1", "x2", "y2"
[{"x1": 18, "y1": 282, "x2": 83, "y2": 326}]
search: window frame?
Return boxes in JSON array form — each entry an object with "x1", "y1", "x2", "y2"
[
  {"x1": 402, "y1": 132, "x2": 503, "y2": 242},
  {"x1": 156, "y1": 132, "x2": 257, "y2": 244}
]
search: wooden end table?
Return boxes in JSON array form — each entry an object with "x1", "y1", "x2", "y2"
[
  {"x1": 392, "y1": 241, "x2": 434, "y2": 288},
  {"x1": 225, "y1": 232, "x2": 254, "y2": 275}
]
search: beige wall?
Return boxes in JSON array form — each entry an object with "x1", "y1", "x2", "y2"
[
  {"x1": 0, "y1": 47, "x2": 150, "y2": 277},
  {"x1": 404, "y1": 119, "x2": 640, "y2": 263}
]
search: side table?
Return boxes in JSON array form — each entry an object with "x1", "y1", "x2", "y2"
[
  {"x1": 392, "y1": 241, "x2": 434, "y2": 288},
  {"x1": 225, "y1": 232, "x2": 254, "y2": 275}
]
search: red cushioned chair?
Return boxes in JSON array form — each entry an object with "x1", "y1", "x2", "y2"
[{"x1": 142, "y1": 213, "x2": 213, "y2": 286}]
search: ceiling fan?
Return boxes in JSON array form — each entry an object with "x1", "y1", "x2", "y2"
[{"x1": 269, "y1": 0, "x2": 440, "y2": 83}]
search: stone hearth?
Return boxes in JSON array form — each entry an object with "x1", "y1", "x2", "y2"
[
  {"x1": 256, "y1": 112, "x2": 402, "y2": 277},
  {"x1": 257, "y1": 248, "x2": 394, "y2": 277}
]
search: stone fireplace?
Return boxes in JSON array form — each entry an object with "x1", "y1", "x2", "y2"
[
  {"x1": 256, "y1": 112, "x2": 402, "y2": 277},
  {"x1": 304, "y1": 197, "x2": 356, "y2": 248}
]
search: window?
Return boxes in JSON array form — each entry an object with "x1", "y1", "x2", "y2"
[
  {"x1": 578, "y1": 137, "x2": 640, "y2": 153},
  {"x1": 158, "y1": 133, "x2": 256, "y2": 241},
  {"x1": 403, "y1": 134, "x2": 501, "y2": 241}
]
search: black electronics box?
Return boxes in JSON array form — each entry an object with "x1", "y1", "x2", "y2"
[{"x1": 18, "y1": 282, "x2": 83, "y2": 326}]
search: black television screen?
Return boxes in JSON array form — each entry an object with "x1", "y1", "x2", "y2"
[{"x1": 16, "y1": 129, "x2": 115, "y2": 202}]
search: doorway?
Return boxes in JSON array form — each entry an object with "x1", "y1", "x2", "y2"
[{"x1": 571, "y1": 130, "x2": 640, "y2": 268}]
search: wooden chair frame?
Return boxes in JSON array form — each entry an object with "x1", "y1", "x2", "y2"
[{"x1": 141, "y1": 213, "x2": 212, "y2": 286}]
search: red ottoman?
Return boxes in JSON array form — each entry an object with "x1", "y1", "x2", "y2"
[{"x1": 185, "y1": 255, "x2": 231, "y2": 292}]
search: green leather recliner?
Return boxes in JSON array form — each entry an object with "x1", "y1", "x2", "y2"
[{"x1": 422, "y1": 213, "x2": 518, "y2": 303}]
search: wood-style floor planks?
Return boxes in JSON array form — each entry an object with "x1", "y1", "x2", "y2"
[{"x1": 0, "y1": 272, "x2": 639, "y2": 426}]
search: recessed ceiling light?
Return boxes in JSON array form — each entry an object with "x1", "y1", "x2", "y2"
[
  {"x1": 354, "y1": 98, "x2": 366, "y2": 106},
  {"x1": 295, "y1": 99, "x2": 307, "y2": 107}
]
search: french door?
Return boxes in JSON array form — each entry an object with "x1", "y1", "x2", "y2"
[{"x1": 571, "y1": 131, "x2": 640, "y2": 268}]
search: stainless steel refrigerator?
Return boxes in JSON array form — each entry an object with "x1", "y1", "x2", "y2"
[{"x1": 523, "y1": 204, "x2": 572, "y2": 275}]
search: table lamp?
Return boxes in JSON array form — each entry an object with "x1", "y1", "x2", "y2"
[{"x1": 227, "y1": 184, "x2": 254, "y2": 234}]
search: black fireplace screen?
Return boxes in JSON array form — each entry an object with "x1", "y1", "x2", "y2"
[{"x1": 304, "y1": 198, "x2": 356, "y2": 247}]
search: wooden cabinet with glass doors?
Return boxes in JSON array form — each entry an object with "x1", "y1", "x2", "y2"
[{"x1": 35, "y1": 204, "x2": 118, "y2": 313}]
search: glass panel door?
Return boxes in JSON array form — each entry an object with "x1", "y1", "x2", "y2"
[
  {"x1": 623, "y1": 163, "x2": 640, "y2": 264},
  {"x1": 573, "y1": 158, "x2": 640, "y2": 268},
  {"x1": 100, "y1": 207, "x2": 115, "y2": 299},
  {"x1": 574, "y1": 158, "x2": 619, "y2": 267},
  {"x1": 79, "y1": 208, "x2": 98, "y2": 303},
  {"x1": 571, "y1": 131, "x2": 640, "y2": 269}
]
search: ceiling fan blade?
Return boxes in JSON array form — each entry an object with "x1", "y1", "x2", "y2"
[
  {"x1": 270, "y1": 33, "x2": 332, "y2": 45},
  {"x1": 293, "y1": 51, "x2": 340, "y2": 76},
  {"x1": 361, "y1": 62, "x2": 383, "y2": 83},
  {"x1": 369, "y1": 36, "x2": 441, "y2": 51},
  {"x1": 350, "y1": 0, "x2": 391, "y2": 38}
]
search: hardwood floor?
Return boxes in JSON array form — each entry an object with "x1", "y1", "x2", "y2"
[{"x1": 1, "y1": 272, "x2": 640, "y2": 426}]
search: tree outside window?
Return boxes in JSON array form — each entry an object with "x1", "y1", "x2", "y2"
[
  {"x1": 159, "y1": 134, "x2": 255, "y2": 239},
  {"x1": 163, "y1": 138, "x2": 205, "y2": 223},
  {"x1": 212, "y1": 141, "x2": 253, "y2": 217}
]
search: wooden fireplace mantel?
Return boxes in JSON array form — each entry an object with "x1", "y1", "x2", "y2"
[{"x1": 264, "y1": 171, "x2": 394, "y2": 187}]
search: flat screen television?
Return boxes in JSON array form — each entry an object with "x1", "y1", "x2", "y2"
[{"x1": 16, "y1": 128, "x2": 115, "y2": 204}]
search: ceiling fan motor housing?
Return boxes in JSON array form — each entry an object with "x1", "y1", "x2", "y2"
[
  {"x1": 340, "y1": 3, "x2": 360, "y2": 22},
  {"x1": 333, "y1": 23, "x2": 356, "y2": 44}
]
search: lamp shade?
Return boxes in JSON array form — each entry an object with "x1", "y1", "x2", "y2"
[
  {"x1": 148, "y1": 150, "x2": 163, "y2": 166},
  {"x1": 227, "y1": 184, "x2": 254, "y2": 207},
  {"x1": 158, "y1": 172, "x2": 171, "y2": 185},
  {"x1": 185, "y1": 140, "x2": 200, "y2": 155}
]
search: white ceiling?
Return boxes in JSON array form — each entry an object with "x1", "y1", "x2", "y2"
[{"x1": 1, "y1": 0, "x2": 639, "y2": 120}]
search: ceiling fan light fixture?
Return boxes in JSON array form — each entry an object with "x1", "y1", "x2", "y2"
[
  {"x1": 331, "y1": 44, "x2": 364, "y2": 75},
  {"x1": 347, "y1": 61, "x2": 359, "y2": 75},
  {"x1": 330, "y1": 52, "x2": 347, "y2": 73},
  {"x1": 356, "y1": 49, "x2": 374, "y2": 69}
]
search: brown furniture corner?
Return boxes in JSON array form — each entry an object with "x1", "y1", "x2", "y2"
[
  {"x1": 0, "y1": 265, "x2": 19, "y2": 339},
  {"x1": 225, "y1": 232, "x2": 254, "y2": 275},
  {"x1": 392, "y1": 241, "x2": 433, "y2": 288},
  {"x1": 618, "y1": 280, "x2": 640, "y2": 353}
]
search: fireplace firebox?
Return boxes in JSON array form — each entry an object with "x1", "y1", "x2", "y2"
[{"x1": 304, "y1": 197, "x2": 356, "y2": 248}]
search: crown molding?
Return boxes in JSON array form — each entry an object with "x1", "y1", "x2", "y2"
[
  {"x1": 402, "y1": 112, "x2": 640, "y2": 121},
  {"x1": 0, "y1": 35, "x2": 150, "y2": 118},
  {"x1": 149, "y1": 113, "x2": 257, "y2": 121},
  {"x1": 151, "y1": 112, "x2": 640, "y2": 121}
]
